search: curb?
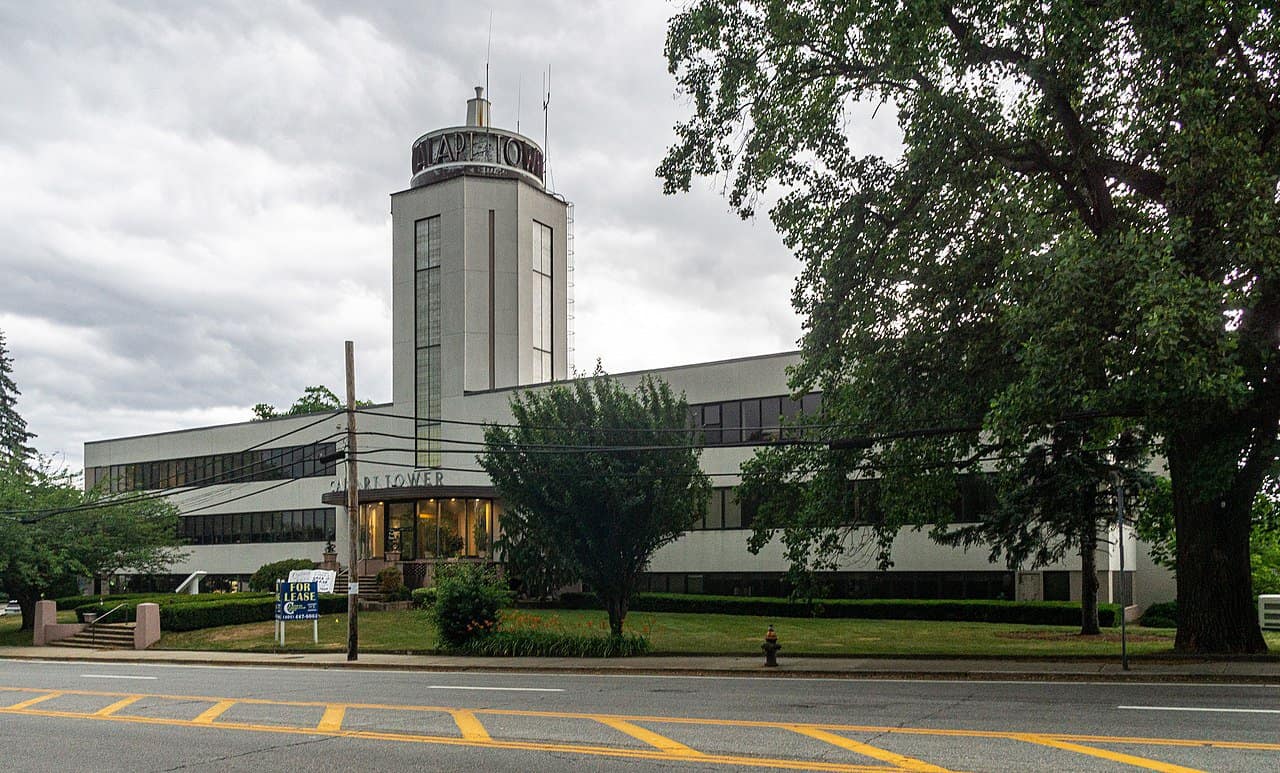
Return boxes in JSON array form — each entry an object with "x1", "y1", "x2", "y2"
[{"x1": 3, "y1": 652, "x2": 1276, "y2": 685}]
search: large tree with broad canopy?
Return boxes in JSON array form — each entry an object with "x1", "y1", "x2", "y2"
[{"x1": 660, "y1": 1, "x2": 1278, "y2": 653}]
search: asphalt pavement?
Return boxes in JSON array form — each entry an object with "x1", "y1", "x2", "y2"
[{"x1": 0, "y1": 654, "x2": 1277, "y2": 771}]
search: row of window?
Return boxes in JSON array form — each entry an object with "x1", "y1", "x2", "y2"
[
  {"x1": 179, "y1": 508, "x2": 336, "y2": 545},
  {"x1": 86, "y1": 443, "x2": 338, "y2": 494},
  {"x1": 691, "y1": 487, "x2": 754, "y2": 530},
  {"x1": 687, "y1": 475, "x2": 997, "y2": 532},
  {"x1": 689, "y1": 393, "x2": 822, "y2": 445},
  {"x1": 638, "y1": 571, "x2": 1015, "y2": 600}
]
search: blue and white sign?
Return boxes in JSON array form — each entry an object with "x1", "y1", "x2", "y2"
[{"x1": 275, "y1": 581, "x2": 319, "y2": 621}]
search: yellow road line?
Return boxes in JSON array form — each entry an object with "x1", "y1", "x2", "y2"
[
  {"x1": 94, "y1": 695, "x2": 144, "y2": 717},
  {"x1": 1015, "y1": 734, "x2": 1206, "y2": 773},
  {"x1": 317, "y1": 704, "x2": 346, "y2": 732},
  {"x1": 0, "y1": 705, "x2": 892, "y2": 773},
  {"x1": 595, "y1": 716, "x2": 704, "y2": 755},
  {"x1": 1044, "y1": 734, "x2": 1280, "y2": 752},
  {"x1": 4, "y1": 692, "x2": 62, "y2": 710},
  {"x1": 450, "y1": 709, "x2": 491, "y2": 742},
  {"x1": 2, "y1": 685, "x2": 1276, "y2": 757},
  {"x1": 192, "y1": 700, "x2": 236, "y2": 724},
  {"x1": 788, "y1": 725, "x2": 952, "y2": 772}
]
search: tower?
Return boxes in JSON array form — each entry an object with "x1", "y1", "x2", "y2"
[{"x1": 391, "y1": 88, "x2": 570, "y2": 466}]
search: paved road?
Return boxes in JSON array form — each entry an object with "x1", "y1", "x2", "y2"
[{"x1": 0, "y1": 658, "x2": 1276, "y2": 772}]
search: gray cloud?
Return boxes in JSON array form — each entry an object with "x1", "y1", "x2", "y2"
[{"x1": 0, "y1": 1, "x2": 897, "y2": 468}]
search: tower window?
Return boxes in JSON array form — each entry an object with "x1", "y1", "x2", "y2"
[
  {"x1": 415, "y1": 216, "x2": 441, "y2": 467},
  {"x1": 532, "y1": 220, "x2": 553, "y2": 382}
]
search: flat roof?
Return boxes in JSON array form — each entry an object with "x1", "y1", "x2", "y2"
[
  {"x1": 85, "y1": 401, "x2": 393, "y2": 446},
  {"x1": 463, "y1": 349, "x2": 801, "y2": 397}
]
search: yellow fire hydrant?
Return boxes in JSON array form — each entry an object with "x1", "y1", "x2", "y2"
[{"x1": 762, "y1": 624, "x2": 781, "y2": 667}]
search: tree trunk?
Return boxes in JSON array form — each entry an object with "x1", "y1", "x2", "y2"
[
  {"x1": 1169, "y1": 440, "x2": 1268, "y2": 654},
  {"x1": 18, "y1": 592, "x2": 37, "y2": 631},
  {"x1": 1079, "y1": 525, "x2": 1101, "y2": 635},
  {"x1": 604, "y1": 594, "x2": 628, "y2": 637}
]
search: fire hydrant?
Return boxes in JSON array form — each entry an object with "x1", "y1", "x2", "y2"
[{"x1": 762, "y1": 624, "x2": 781, "y2": 667}]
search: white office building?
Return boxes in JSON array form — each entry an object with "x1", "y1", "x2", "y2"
[{"x1": 84, "y1": 89, "x2": 1172, "y2": 608}]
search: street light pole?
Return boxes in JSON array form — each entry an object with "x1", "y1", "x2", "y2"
[{"x1": 345, "y1": 340, "x2": 359, "y2": 661}]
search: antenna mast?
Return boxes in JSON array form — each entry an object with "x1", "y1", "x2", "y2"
[
  {"x1": 542, "y1": 65, "x2": 551, "y2": 189},
  {"x1": 484, "y1": 11, "x2": 492, "y2": 99}
]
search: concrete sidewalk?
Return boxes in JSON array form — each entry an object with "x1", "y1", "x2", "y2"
[{"x1": 2, "y1": 645, "x2": 1278, "y2": 683}]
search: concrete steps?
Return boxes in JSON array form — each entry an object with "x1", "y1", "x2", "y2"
[
  {"x1": 51, "y1": 622, "x2": 136, "y2": 650},
  {"x1": 356, "y1": 575, "x2": 387, "y2": 603}
]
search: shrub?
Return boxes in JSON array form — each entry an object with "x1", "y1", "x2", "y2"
[
  {"x1": 535, "y1": 592, "x2": 1121, "y2": 627},
  {"x1": 249, "y1": 559, "x2": 317, "y2": 592},
  {"x1": 462, "y1": 629, "x2": 650, "y2": 657},
  {"x1": 73, "y1": 593, "x2": 344, "y2": 630},
  {"x1": 428, "y1": 563, "x2": 511, "y2": 649},
  {"x1": 411, "y1": 586, "x2": 437, "y2": 609},
  {"x1": 1140, "y1": 601, "x2": 1178, "y2": 629},
  {"x1": 376, "y1": 567, "x2": 403, "y2": 593}
]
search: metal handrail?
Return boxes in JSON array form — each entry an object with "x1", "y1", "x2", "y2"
[{"x1": 85, "y1": 603, "x2": 127, "y2": 648}]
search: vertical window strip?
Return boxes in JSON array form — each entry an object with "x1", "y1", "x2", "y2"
[
  {"x1": 415, "y1": 215, "x2": 442, "y2": 467},
  {"x1": 532, "y1": 220, "x2": 553, "y2": 382}
]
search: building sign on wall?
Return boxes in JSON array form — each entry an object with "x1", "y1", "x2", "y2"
[
  {"x1": 330, "y1": 469, "x2": 446, "y2": 493},
  {"x1": 411, "y1": 128, "x2": 545, "y2": 186}
]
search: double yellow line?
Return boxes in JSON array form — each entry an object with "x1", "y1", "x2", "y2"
[{"x1": 3, "y1": 685, "x2": 1273, "y2": 772}]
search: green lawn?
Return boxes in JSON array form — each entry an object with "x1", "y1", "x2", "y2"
[
  {"x1": 155, "y1": 608, "x2": 1280, "y2": 657},
  {"x1": 7, "y1": 606, "x2": 1275, "y2": 657},
  {"x1": 0, "y1": 610, "x2": 78, "y2": 647}
]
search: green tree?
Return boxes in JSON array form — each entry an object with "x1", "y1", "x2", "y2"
[
  {"x1": 933, "y1": 425, "x2": 1150, "y2": 634},
  {"x1": 0, "y1": 460, "x2": 186, "y2": 630},
  {"x1": 0, "y1": 331, "x2": 36, "y2": 466},
  {"x1": 662, "y1": 1, "x2": 1278, "y2": 653},
  {"x1": 253, "y1": 385, "x2": 373, "y2": 420},
  {"x1": 479, "y1": 372, "x2": 712, "y2": 636},
  {"x1": 493, "y1": 510, "x2": 577, "y2": 600}
]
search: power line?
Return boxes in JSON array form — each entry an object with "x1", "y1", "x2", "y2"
[
  {"x1": 5, "y1": 417, "x2": 344, "y2": 521},
  {"x1": 176, "y1": 477, "x2": 302, "y2": 516},
  {"x1": 354, "y1": 406, "x2": 850, "y2": 435},
  {"x1": 352, "y1": 428, "x2": 817, "y2": 453}
]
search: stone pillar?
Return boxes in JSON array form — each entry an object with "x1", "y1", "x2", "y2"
[
  {"x1": 134, "y1": 603, "x2": 161, "y2": 650},
  {"x1": 32, "y1": 600, "x2": 55, "y2": 646}
]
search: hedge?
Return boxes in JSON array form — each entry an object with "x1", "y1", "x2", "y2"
[
  {"x1": 1139, "y1": 601, "x2": 1177, "y2": 628},
  {"x1": 411, "y1": 586, "x2": 437, "y2": 609},
  {"x1": 74, "y1": 593, "x2": 346, "y2": 631},
  {"x1": 55, "y1": 592, "x2": 171, "y2": 610},
  {"x1": 531, "y1": 592, "x2": 1120, "y2": 627},
  {"x1": 71, "y1": 593, "x2": 272, "y2": 622}
]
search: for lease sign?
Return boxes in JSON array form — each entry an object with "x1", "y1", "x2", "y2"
[{"x1": 276, "y1": 581, "x2": 319, "y2": 621}]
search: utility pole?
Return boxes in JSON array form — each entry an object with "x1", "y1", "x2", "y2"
[
  {"x1": 1111, "y1": 470, "x2": 1129, "y2": 671},
  {"x1": 345, "y1": 340, "x2": 359, "y2": 661}
]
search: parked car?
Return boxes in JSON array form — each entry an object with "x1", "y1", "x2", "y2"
[{"x1": 1, "y1": 600, "x2": 20, "y2": 616}]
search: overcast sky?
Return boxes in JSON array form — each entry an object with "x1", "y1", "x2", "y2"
[{"x1": 0, "y1": 1, "x2": 900, "y2": 470}]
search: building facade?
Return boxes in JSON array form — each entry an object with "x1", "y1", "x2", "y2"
[{"x1": 84, "y1": 89, "x2": 1173, "y2": 608}]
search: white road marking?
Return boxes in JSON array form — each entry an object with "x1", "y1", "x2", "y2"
[
  {"x1": 80, "y1": 674, "x2": 158, "y2": 680},
  {"x1": 426, "y1": 685, "x2": 563, "y2": 692},
  {"x1": 1118, "y1": 705, "x2": 1280, "y2": 714}
]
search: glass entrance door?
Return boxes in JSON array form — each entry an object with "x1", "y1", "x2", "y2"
[{"x1": 386, "y1": 502, "x2": 416, "y2": 559}]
